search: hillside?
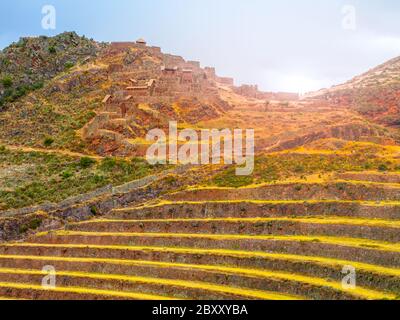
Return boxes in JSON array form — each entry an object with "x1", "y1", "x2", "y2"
[
  {"x1": 0, "y1": 37, "x2": 233, "y2": 155},
  {"x1": 0, "y1": 33, "x2": 400, "y2": 301},
  {"x1": 305, "y1": 56, "x2": 400, "y2": 127},
  {"x1": 1, "y1": 33, "x2": 399, "y2": 157},
  {"x1": 0, "y1": 32, "x2": 102, "y2": 110}
]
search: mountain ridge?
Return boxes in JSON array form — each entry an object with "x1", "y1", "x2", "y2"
[{"x1": 305, "y1": 54, "x2": 400, "y2": 127}]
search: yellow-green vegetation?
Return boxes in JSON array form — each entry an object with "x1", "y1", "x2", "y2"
[
  {"x1": 0, "y1": 267, "x2": 302, "y2": 300},
  {"x1": 79, "y1": 217, "x2": 400, "y2": 228},
  {"x1": 4, "y1": 245, "x2": 400, "y2": 298},
  {"x1": 0, "y1": 32, "x2": 100, "y2": 110},
  {"x1": 3, "y1": 247, "x2": 399, "y2": 279},
  {"x1": 0, "y1": 91, "x2": 100, "y2": 152},
  {"x1": 134, "y1": 199, "x2": 400, "y2": 209},
  {"x1": 0, "y1": 53, "x2": 110, "y2": 152},
  {"x1": 45, "y1": 230, "x2": 400, "y2": 253},
  {"x1": 0, "y1": 148, "x2": 161, "y2": 210},
  {"x1": 210, "y1": 142, "x2": 400, "y2": 187},
  {"x1": 0, "y1": 281, "x2": 175, "y2": 300},
  {"x1": 4, "y1": 244, "x2": 400, "y2": 279}
]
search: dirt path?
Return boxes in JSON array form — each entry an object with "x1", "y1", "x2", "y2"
[{"x1": 2, "y1": 144, "x2": 103, "y2": 160}]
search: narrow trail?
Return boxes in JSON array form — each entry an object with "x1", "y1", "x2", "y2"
[{"x1": 1, "y1": 144, "x2": 103, "y2": 160}]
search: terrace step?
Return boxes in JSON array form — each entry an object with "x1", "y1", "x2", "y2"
[
  {"x1": 0, "y1": 296, "x2": 27, "y2": 300},
  {"x1": 0, "y1": 281, "x2": 175, "y2": 300},
  {"x1": 112, "y1": 200, "x2": 400, "y2": 220},
  {"x1": 2, "y1": 187, "x2": 400, "y2": 300},
  {"x1": 164, "y1": 183, "x2": 400, "y2": 202},
  {"x1": 335, "y1": 172, "x2": 400, "y2": 184},
  {"x1": 17, "y1": 231, "x2": 400, "y2": 268},
  {"x1": 0, "y1": 253, "x2": 398, "y2": 299},
  {"x1": 0, "y1": 268, "x2": 303, "y2": 300},
  {"x1": 68, "y1": 217, "x2": 400, "y2": 242}
]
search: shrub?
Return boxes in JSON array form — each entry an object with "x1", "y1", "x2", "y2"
[
  {"x1": 79, "y1": 157, "x2": 96, "y2": 169},
  {"x1": 48, "y1": 46, "x2": 56, "y2": 54},
  {"x1": 18, "y1": 225, "x2": 29, "y2": 234},
  {"x1": 162, "y1": 175, "x2": 179, "y2": 186},
  {"x1": 64, "y1": 62, "x2": 75, "y2": 70},
  {"x1": 0, "y1": 81, "x2": 44, "y2": 106},
  {"x1": 43, "y1": 137, "x2": 54, "y2": 147},
  {"x1": 18, "y1": 218, "x2": 42, "y2": 234},
  {"x1": 0, "y1": 145, "x2": 6, "y2": 152},
  {"x1": 100, "y1": 157, "x2": 118, "y2": 171},
  {"x1": 90, "y1": 206, "x2": 98, "y2": 216},
  {"x1": 61, "y1": 170, "x2": 73, "y2": 179},
  {"x1": 294, "y1": 185, "x2": 302, "y2": 191},
  {"x1": 335, "y1": 183, "x2": 346, "y2": 191},
  {"x1": 1, "y1": 76, "x2": 13, "y2": 88},
  {"x1": 31, "y1": 81, "x2": 44, "y2": 90},
  {"x1": 28, "y1": 218, "x2": 42, "y2": 230},
  {"x1": 13, "y1": 85, "x2": 29, "y2": 99},
  {"x1": 1, "y1": 58, "x2": 10, "y2": 67},
  {"x1": 378, "y1": 164, "x2": 389, "y2": 172},
  {"x1": 19, "y1": 218, "x2": 42, "y2": 234}
]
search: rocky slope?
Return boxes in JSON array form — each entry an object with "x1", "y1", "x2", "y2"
[
  {"x1": 305, "y1": 56, "x2": 400, "y2": 127},
  {"x1": 0, "y1": 35, "x2": 233, "y2": 155},
  {"x1": 0, "y1": 32, "x2": 103, "y2": 110},
  {"x1": 0, "y1": 32, "x2": 400, "y2": 301}
]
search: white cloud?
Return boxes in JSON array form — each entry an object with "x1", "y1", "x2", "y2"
[{"x1": 370, "y1": 35, "x2": 400, "y2": 52}]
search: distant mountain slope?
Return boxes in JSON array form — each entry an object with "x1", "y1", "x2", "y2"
[
  {"x1": 306, "y1": 56, "x2": 400, "y2": 127},
  {"x1": 0, "y1": 32, "x2": 103, "y2": 109}
]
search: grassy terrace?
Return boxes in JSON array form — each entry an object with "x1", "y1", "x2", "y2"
[
  {"x1": 134, "y1": 199, "x2": 400, "y2": 208},
  {"x1": 4, "y1": 243, "x2": 400, "y2": 278},
  {"x1": 0, "y1": 147, "x2": 162, "y2": 210},
  {"x1": 77, "y1": 217, "x2": 400, "y2": 228},
  {"x1": 1, "y1": 251, "x2": 399, "y2": 283},
  {"x1": 0, "y1": 268, "x2": 302, "y2": 300},
  {"x1": 0, "y1": 282, "x2": 175, "y2": 300},
  {"x1": 2, "y1": 244, "x2": 399, "y2": 299},
  {"x1": 38, "y1": 230, "x2": 400, "y2": 253},
  {"x1": 208, "y1": 142, "x2": 400, "y2": 188}
]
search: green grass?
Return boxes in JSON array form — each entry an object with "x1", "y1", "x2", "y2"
[
  {"x1": 0, "y1": 149, "x2": 163, "y2": 211},
  {"x1": 43, "y1": 137, "x2": 54, "y2": 147},
  {"x1": 64, "y1": 62, "x2": 75, "y2": 70},
  {"x1": 0, "y1": 90, "x2": 100, "y2": 152},
  {"x1": 212, "y1": 167, "x2": 254, "y2": 188},
  {"x1": 79, "y1": 157, "x2": 96, "y2": 169},
  {"x1": 0, "y1": 81, "x2": 44, "y2": 107},
  {"x1": 209, "y1": 150, "x2": 400, "y2": 187},
  {"x1": 1, "y1": 76, "x2": 12, "y2": 88}
]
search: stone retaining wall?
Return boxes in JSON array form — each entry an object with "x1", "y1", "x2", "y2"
[{"x1": 0, "y1": 165, "x2": 190, "y2": 241}]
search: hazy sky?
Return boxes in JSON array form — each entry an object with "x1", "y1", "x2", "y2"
[{"x1": 1, "y1": 0, "x2": 400, "y2": 93}]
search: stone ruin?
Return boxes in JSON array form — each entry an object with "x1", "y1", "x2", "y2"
[
  {"x1": 81, "y1": 38, "x2": 300, "y2": 156},
  {"x1": 81, "y1": 39, "x2": 235, "y2": 156},
  {"x1": 233, "y1": 84, "x2": 299, "y2": 101}
]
